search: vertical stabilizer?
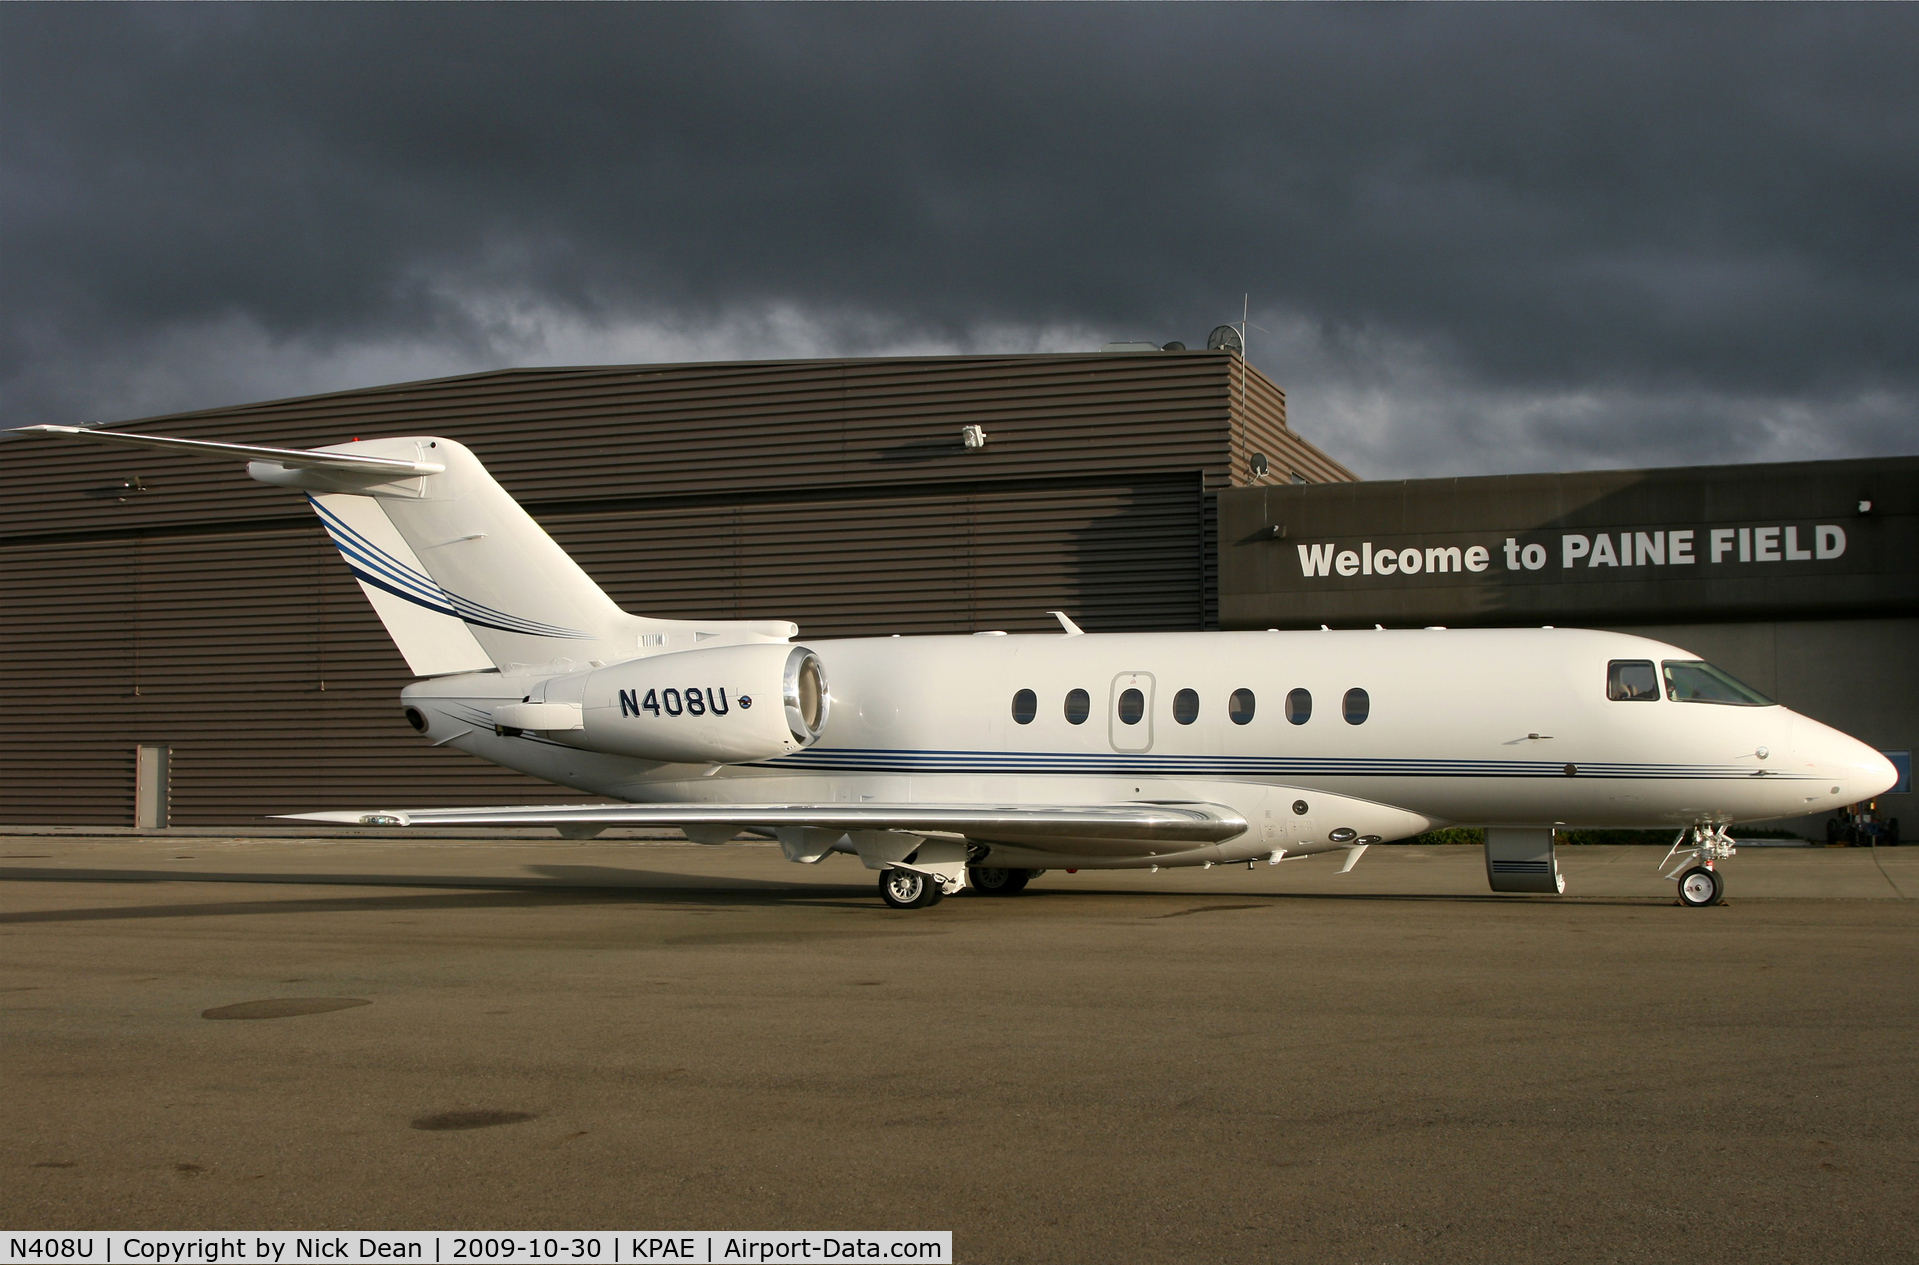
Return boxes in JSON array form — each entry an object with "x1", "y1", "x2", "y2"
[
  {"x1": 251, "y1": 437, "x2": 633, "y2": 669},
  {"x1": 308, "y1": 493, "x2": 495, "y2": 677}
]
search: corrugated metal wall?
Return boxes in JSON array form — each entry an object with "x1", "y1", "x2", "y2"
[
  {"x1": 0, "y1": 353, "x2": 1352, "y2": 825},
  {"x1": 548, "y1": 476, "x2": 1209, "y2": 636}
]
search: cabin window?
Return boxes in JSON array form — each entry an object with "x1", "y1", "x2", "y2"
[
  {"x1": 1607, "y1": 660, "x2": 1659, "y2": 701},
  {"x1": 1117, "y1": 687, "x2": 1146, "y2": 725},
  {"x1": 1229, "y1": 688, "x2": 1256, "y2": 725},
  {"x1": 1285, "y1": 688, "x2": 1312, "y2": 725},
  {"x1": 1011, "y1": 689, "x2": 1038, "y2": 724},
  {"x1": 1173, "y1": 688, "x2": 1200, "y2": 725},
  {"x1": 1662, "y1": 660, "x2": 1774, "y2": 707},
  {"x1": 1064, "y1": 688, "x2": 1090, "y2": 725},
  {"x1": 1343, "y1": 687, "x2": 1370, "y2": 725}
]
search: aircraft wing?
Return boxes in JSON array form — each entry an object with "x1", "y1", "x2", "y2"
[{"x1": 279, "y1": 801, "x2": 1249, "y2": 844}]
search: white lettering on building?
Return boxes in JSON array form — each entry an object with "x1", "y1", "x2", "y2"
[{"x1": 1292, "y1": 524, "x2": 1848, "y2": 580}]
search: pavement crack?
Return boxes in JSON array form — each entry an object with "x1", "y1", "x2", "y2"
[
  {"x1": 1868, "y1": 843, "x2": 1909, "y2": 898},
  {"x1": 1155, "y1": 903, "x2": 1268, "y2": 918}
]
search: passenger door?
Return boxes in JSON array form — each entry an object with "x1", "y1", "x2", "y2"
[{"x1": 1109, "y1": 672, "x2": 1155, "y2": 753}]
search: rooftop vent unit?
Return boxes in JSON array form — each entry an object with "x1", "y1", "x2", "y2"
[{"x1": 1099, "y1": 342, "x2": 1162, "y2": 353}]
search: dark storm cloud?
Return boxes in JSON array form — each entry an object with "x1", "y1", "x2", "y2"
[{"x1": 2, "y1": 4, "x2": 1917, "y2": 470}]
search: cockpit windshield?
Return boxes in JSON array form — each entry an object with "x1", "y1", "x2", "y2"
[{"x1": 1661, "y1": 660, "x2": 1774, "y2": 707}]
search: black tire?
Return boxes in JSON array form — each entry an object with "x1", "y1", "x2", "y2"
[
  {"x1": 1826, "y1": 818, "x2": 1842, "y2": 845},
  {"x1": 879, "y1": 869, "x2": 936, "y2": 909},
  {"x1": 1888, "y1": 819, "x2": 1900, "y2": 846},
  {"x1": 1677, "y1": 865, "x2": 1724, "y2": 907},
  {"x1": 968, "y1": 865, "x2": 1031, "y2": 896}
]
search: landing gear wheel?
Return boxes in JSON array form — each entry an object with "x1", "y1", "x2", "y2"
[
  {"x1": 1677, "y1": 865, "x2": 1724, "y2": 907},
  {"x1": 879, "y1": 868, "x2": 939, "y2": 909},
  {"x1": 968, "y1": 866, "x2": 1031, "y2": 896}
]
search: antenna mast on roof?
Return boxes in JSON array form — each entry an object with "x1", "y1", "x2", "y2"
[
  {"x1": 1239, "y1": 293, "x2": 1249, "y2": 419},
  {"x1": 1206, "y1": 303, "x2": 1255, "y2": 483}
]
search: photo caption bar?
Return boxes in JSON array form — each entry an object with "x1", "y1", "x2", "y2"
[{"x1": 1, "y1": 1234, "x2": 951, "y2": 1265}]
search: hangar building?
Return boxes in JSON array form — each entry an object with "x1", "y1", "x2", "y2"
[{"x1": 0, "y1": 351, "x2": 1344, "y2": 825}]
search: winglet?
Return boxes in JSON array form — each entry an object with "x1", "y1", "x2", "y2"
[{"x1": 1049, "y1": 610, "x2": 1085, "y2": 636}]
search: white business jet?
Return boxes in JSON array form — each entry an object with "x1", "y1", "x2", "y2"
[{"x1": 19, "y1": 427, "x2": 1898, "y2": 908}]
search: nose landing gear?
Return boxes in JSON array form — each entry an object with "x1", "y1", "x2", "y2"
[
  {"x1": 1677, "y1": 866, "x2": 1724, "y2": 907},
  {"x1": 1663, "y1": 824, "x2": 1735, "y2": 907}
]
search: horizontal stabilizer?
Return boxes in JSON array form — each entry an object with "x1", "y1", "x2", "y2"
[
  {"x1": 12, "y1": 424, "x2": 445, "y2": 474},
  {"x1": 279, "y1": 801, "x2": 1250, "y2": 844}
]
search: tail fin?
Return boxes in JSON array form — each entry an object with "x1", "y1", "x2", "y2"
[
  {"x1": 304, "y1": 490, "x2": 496, "y2": 676},
  {"x1": 14, "y1": 427, "x2": 795, "y2": 674},
  {"x1": 255, "y1": 436, "x2": 638, "y2": 671}
]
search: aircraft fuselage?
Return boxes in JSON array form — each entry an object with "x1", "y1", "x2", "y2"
[{"x1": 403, "y1": 626, "x2": 1886, "y2": 868}]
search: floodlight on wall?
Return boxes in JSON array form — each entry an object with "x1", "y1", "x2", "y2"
[
  {"x1": 85, "y1": 475, "x2": 148, "y2": 503},
  {"x1": 961, "y1": 424, "x2": 987, "y2": 450}
]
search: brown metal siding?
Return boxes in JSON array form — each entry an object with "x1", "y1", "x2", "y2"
[
  {"x1": 1227, "y1": 356, "x2": 1356, "y2": 487},
  {"x1": 550, "y1": 475, "x2": 1207, "y2": 638},
  {"x1": 0, "y1": 353, "x2": 1346, "y2": 825},
  {"x1": 0, "y1": 354, "x2": 1270, "y2": 537},
  {"x1": 0, "y1": 528, "x2": 592, "y2": 826}
]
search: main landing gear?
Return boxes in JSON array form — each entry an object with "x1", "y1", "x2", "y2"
[
  {"x1": 1663, "y1": 824, "x2": 1736, "y2": 907},
  {"x1": 879, "y1": 867, "x2": 944, "y2": 909},
  {"x1": 878, "y1": 859, "x2": 1043, "y2": 909},
  {"x1": 967, "y1": 866, "x2": 1032, "y2": 896},
  {"x1": 879, "y1": 865, "x2": 1042, "y2": 907}
]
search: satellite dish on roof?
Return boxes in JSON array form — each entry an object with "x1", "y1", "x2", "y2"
[{"x1": 1207, "y1": 325, "x2": 1244, "y2": 354}]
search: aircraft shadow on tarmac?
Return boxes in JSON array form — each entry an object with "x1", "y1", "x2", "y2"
[
  {"x1": 0, "y1": 864, "x2": 883, "y2": 923},
  {"x1": 0, "y1": 861, "x2": 1659, "y2": 925}
]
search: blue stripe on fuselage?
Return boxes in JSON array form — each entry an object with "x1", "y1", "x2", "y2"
[{"x1": 740, "y1": 746, "x2": 1806, "y2": 781}]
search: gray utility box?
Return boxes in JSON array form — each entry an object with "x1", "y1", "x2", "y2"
[{"x1": 1485, "y1": 827, "x2": 1565, "y2": 894}]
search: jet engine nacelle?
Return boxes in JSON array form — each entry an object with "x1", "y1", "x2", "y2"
[{"x1": 539, "y1": 643, "x2": 828, "y2": 765}]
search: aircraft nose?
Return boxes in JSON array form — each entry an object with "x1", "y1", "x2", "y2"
[
  {"x1": 1853, "y1": 745, "x2": 1901, "y2": 801},
  {"x1": 1795, "y1": 715, "x2": 1899, "y2": 803}
]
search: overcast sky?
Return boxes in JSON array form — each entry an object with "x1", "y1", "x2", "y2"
[{"x1": 3, "y1": 4, "x2": 1916, "y2": 478}]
